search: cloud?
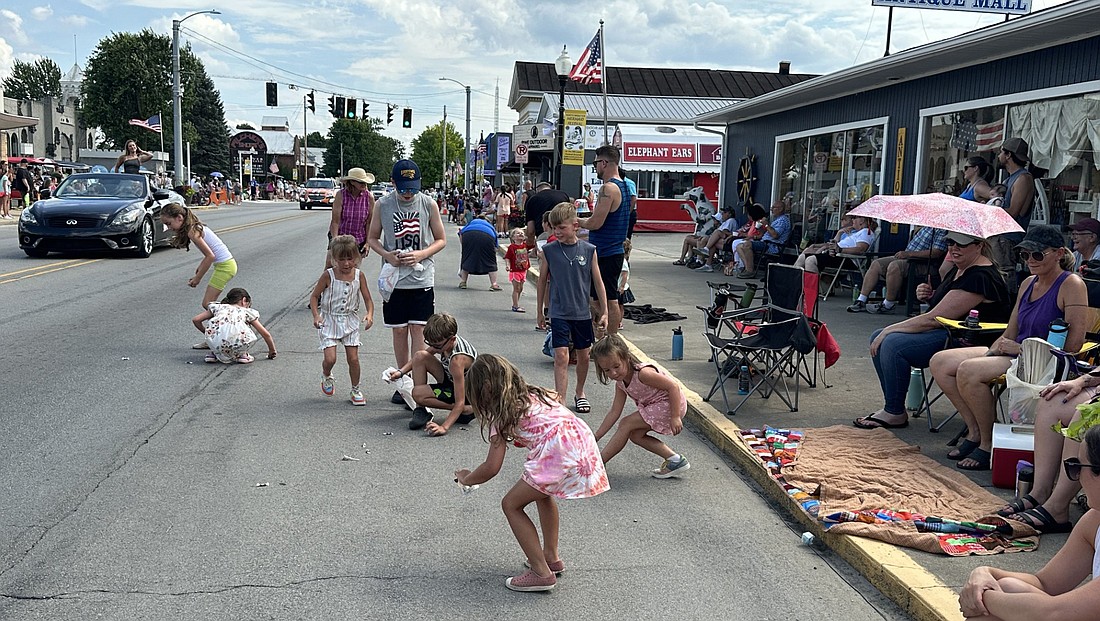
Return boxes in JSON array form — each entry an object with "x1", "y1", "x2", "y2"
[
  {"x1": 0, "y1": 9, "x2": 29, "y2": 46},
  {"x1": 0, "y1": 37, "x2": 13, "y2": 82},
  {"x1": 31, "y1": 6, "x2": 54, "y2": 20},
  {"x1": 60, "y1": 15, "x2": 89, "y2": 28}
]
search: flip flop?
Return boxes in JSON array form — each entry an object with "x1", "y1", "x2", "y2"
[
  {"x1": 1009, "y1": 506, "x2": 1073, "y2": 533},
  {"x1": 947, "y1": 438, "x2": 981, "y2": 461},
  {"x1": 236, "y1": 353, "x2": 255, "y2": 364},
  {"x1": 996, "y1": 493, "x2": 1041, "y2": 517},
  {"x1": 957, "y1": 448, "x2": 991, "y2": 471},
  {"x1": 512, "y1": 306, "x2": 526, "y2": 313},
  {"x1": 672, "y1": 259, "x2": 686, "y2": 266},
  {"x1": 852, "y1": 414, "x2": 908, "y2": 429},
  {"x1": 574, "y1": 396, "x2": 591, "y2": 413},
  {"x1": 490, "y1": 284, "x2": 503, "y2": 291}
]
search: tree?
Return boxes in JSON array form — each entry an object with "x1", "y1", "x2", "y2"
[
  {"x1": 306, "y1": 131, "x2": 325, "y2": 148},
  {"x1": 321, "y1": 118, "x2": 403, "y2": 179},
  {"x1": 410, "y1": 121, "x2": 466, "y2": 190},
  {"x1": 235, "y1": 122, "x2": 255, "y2": 130},
  {"x1": 2, "y1": 58, "x2": 62, "y2": 101},
  {"x1": 80, "y1": 29, "x2": 230, "y2": 177}
]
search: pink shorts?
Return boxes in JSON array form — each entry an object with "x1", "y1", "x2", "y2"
[{"x1": 509, "y1": 271, "x2": 527, "y2": 283}]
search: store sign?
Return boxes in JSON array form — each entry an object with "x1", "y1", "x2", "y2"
[
  {"x1": 699, "y1": 145, "x2": 722, "y2": 164},
  {"x1": 624, "y1": 142, "x2": 696, "y2": 164},
  {"x1": 584, "y1": 124, "x2": 615, "y2": 150},
  {"x1": 870, "y1": 0, "x2": 1031, "y2": 17},
  {"x1": 496, "y1": 135, "x2": 511, "y2": 169},
  {"x1": 513, "y1": 123, "x2": 554, "y2": 151}
]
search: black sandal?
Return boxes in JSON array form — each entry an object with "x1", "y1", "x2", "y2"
[
  {"x1": 1009, "y1": 506, "x2": 1073, "y2": 533},
  {"x1": 995, "y1": 493, "x2": 1041, "y2": 517},
  {"x1": 956, "y1": 448, "x2": 991, "y2": 471},
  {"x1": 947, "y1": 438, "x2": 980, "y2": 461}
]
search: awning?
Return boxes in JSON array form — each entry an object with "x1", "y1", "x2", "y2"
[{"x1": 0, "y1": 111, "x2": 39, "y2": 131}]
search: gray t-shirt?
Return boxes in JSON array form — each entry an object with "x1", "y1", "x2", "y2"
[
  {"x1": 542, "y1": 239, "x2": 596, "y2": 321},
  {"x1": 375, "y1": 192, "x2": 438, "y2": 289}
]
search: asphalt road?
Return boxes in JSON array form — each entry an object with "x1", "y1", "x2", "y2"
[{"x1": 0, "y1": 201, "x2": 907, "y2": 620}]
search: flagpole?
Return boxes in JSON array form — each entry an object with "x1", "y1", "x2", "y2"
[
  {"x1": 600, "y1": 20, "x2": 608, "y2": 145},
  {"x1": 158, "y1": 111, "x2": 165, "y2": 163}
]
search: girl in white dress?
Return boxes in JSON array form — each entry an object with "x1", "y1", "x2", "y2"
[
  {"x1": 192, "y1": 288, "x2": 276, "y2": 364},
  {"x1": 310, "y1": 235, "x2": 375, "y2": 405}
]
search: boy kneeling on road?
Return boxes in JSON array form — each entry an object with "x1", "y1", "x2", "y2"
[{"x1": 387, "y1": 312, "x2": 478, "y2": 435}]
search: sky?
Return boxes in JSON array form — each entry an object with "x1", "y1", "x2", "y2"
[{"x1": 0, "y1": 0, "x2": 1077, "y2": 156}]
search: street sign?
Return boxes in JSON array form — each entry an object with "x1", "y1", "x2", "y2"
[{"x1": 515, "y1": 142, "x2": 529, "y2": 164}]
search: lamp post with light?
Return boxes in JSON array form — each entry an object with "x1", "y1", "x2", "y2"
[
  {"x1": 439, "y1": 77, "x2": 471, "y2": 192},
  {"x1": 173, "y1": 9, "x2": 220, "y2": 187},
  {"x1": 554, "y1": 47, "x2": 571, "y2": 189}
]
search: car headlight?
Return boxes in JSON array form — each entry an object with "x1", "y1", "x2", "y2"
[
  {"x1": 18, "y1": 208, "x2": 38, "y2": 225},
  {"x1": 108, "y1": 206, "x2": 143, "y2": 230}
]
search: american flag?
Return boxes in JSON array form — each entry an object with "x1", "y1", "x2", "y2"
[
  {"x1": 569, "y1": 30, "x2": 602, "y2": 85},
  {"x1": 951, "y1": 118, "x2": 1004, "y2": 152},
  {"x1": 392, "y1": 211, "x2": 421, "y2": 239},
  {"x1": 128, "y1": 114, "x2": 162, "y2": 133}
]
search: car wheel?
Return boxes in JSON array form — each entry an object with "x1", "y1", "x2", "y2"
[
  {"x1": 133, "y1": 218, "x2": 154, "y2": 258},
  {"x1": 23, "y1": 247, "x2": 48, "y2": 258},
  {"x1": 307, "y1": 205, "x2": 313, "y2": 210},
  {"x1": 300, "y1": 203, "x2": 306, "y2": 210}
]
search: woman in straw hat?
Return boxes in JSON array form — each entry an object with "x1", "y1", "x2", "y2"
[{"x1": 328, "y1": 167, "x2": 376, "y2": 267}]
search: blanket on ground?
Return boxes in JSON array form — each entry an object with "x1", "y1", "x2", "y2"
[{"x1": 770, "y1": 425, "x2": 1040, "y2": 555}]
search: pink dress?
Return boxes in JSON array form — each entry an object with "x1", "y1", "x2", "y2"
[
  {"x1": 501, "y1": 395, "x2": 610, "y2": 499},
  {"x1": 618, "y1": 363, "x2": 685, "y2": 435}
]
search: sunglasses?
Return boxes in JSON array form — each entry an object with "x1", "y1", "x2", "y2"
[
  {"x1": 424, "y1": 337, "x2": 449, "y2": 348},
  {"x1": 398, "y1": 188, "x2": 417, "y2": 195},
  {"x1": 1018, "y1": 249, "x2": 1054, "y2": 262},
  {"x1": 946, "y1": 238, "x2": 979, "y2": 248},
  {"x1": 1063, "y1": 457, "x2": 1100, "y2": 482},
  {"x1": 963, "y1": 164, "x2": 974, "y2": 170}
]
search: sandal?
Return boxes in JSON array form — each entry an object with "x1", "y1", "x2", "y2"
[
  {"x1": 458, "y1": 282, "x2": 467, "y2": 289},
  {"x1": 672, "y1": 259, "x2": 686, "y2": 266},
  {"x1": 852, "y1": 413, "x2": 908, "y2": 429},
  {"x1": 574, "y1": 396, "x2": 591, "y2": 413},
  {"x1": 957, "y1": 448, "x2": 991, "y2": 471},
  {"x1": 490, "y1": 284, "x2": 503, "y2": 291},
  {"x1": 512, "y1": 306, "x2": 526, "y2": 313},
  {"x1": 1009, "y1": 506, "x2": 1073, "y2": 533},
  {"x1": 995, "y1": 493, "x2": 1041, "y2": 517},
  {"x1": 947, "y1": 438, "x2": 981, "y2": 461},
  {"x1": 723, "y1": 264, "x2": 737, "y2": 277},
  {"x1": 236, "y1": 353, "x2": 255, "y2": 364},
  {"x1": 204, "y1": 352, "x2": 218, "y2": 363}
]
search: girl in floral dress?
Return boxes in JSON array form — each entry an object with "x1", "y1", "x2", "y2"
[
  {"x1": 591, "y1": 335, "x2": 690, "y2": 478},
  {"x1": 455, "y1": 354, "x2": 608, "y2": 593},
  {"x1": 192, "y1": 288, "x2": 276, "y2": 364}
]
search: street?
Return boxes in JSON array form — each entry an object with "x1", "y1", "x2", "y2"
[{"x1": 0, "y1": 202, "x2": 905, "y2": 620}]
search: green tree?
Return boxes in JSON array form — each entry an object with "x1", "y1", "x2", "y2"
[
  {"x1": 306, "y1": 131, "x2": 326, "y2": 148},
  {"x1": 410, "y1": 121, "x2": 466, "y2": 190},
  {"x1": 2, "y1": 58, "x2": 62, "y2": 101},
  {"x1": 321, "y1": 118, "x2": 403, "y2": 179},
  {"x1": 235, "y1": 122, "x2": 255, "y2": 130},
  {"x1": 80, "y1": 29, "x2": 229, "y2": 177}
]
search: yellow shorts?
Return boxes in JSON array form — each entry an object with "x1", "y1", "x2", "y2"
[{"x1": 209, "y1": 259, "x2": 238, "y2": 290}]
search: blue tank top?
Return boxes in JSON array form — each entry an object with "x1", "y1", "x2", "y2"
[
  {"x1": 1016, "y1": 271, "x2": 1070, "y2": 342},
  {"x1": 589, "y1": 178, "x2": 631, "y2": 257},
  {"x1": 959, "y1": 185, "x2": 976, "y2": 201}
]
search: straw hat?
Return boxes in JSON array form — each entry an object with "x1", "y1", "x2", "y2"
[{"x1": 342, "y1": 167, "x2": 375, "y2": 185}]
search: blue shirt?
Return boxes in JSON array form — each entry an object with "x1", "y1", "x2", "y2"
[
  {"x1": 589, "y1": 178, "x2": 631, "y2": 257},
  {"x1": 762, "y1": 213, "x2": 792, "y2": 254},
  {"x1": 907, "y1": 227, "x2": 948, "y2": 253},
  {"x1": 460, "y1": 218, "x2": 496, "y2": 238}
]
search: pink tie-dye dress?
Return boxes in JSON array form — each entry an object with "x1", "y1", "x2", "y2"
[
  {"x1": 618, "y1": 363, "x2": 685, "y2": 435},
  {"x1": 501, "y1": 395, "x2": 610, "y2": 499}
]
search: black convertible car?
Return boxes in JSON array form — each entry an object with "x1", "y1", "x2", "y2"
[{"x1": 18, "y1": 173, "x2": 182, "y2": 258}]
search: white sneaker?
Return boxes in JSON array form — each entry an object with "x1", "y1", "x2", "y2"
[
  {"x1": 652, "y1": 456, "x2": 691, "y2": 478},
  {"x1": 321, "y1": 375, "x2": 335, "y2": 396},
  {"x1": 350, "y1": 387, "x2": 365, "y2": 406}
]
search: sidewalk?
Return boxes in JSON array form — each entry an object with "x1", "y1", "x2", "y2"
[{"x1": 578, "y1": 233, "x2": 1071, "y2": 621}]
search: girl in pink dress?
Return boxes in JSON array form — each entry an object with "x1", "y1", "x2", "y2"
[
  {"x1": 591, "y1": 335, "x2": 690, "y2": 478},
  {"x1": 455, "y1": 354, "x2": 608, "y2": 593}
]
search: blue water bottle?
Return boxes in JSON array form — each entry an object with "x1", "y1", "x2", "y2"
[
  {"x1": 905, "y1": 368, "x2": 924, "y2": 413},
  {"x1": 671, "y1": 326, "x2": 684, "y2": 360},
  {"x1": 1047, "y1": 319, "x2": 1068, "y2": 349},
  {"x1": 738, "y1": 366, "x2": 751, "y2": 395}
]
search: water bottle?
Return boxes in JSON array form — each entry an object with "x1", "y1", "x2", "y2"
[
  {"x1": 738, "y1": 365, "x2": 750, "y2": 395},
  {"x1": 801, "y1": 531, "x2": 826, "y2": 551},
  {"x1": 965, "y1": 309, "x2": 980, "y2": 329},
  {"x1": 1047, "y1": 319, "x2": 1068, "y2": 349},
  {"x1": 905, "y1": 368, "x2": 924, "y2": 413},
  {"x1": 671, "y1": 326, "x2": 684, "y2": 360},
  {"x1": 1016, "y1": 460, "x2": 1034, "y2": 499}
]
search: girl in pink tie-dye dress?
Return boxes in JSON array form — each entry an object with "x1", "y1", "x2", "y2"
[{"x1": 455, "y1": 354, "x2": 608, "y2": 593}]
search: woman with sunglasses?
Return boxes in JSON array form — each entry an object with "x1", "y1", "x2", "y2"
[
  {"x1": 931, "y1": 225, "x2": 1088, "y2": 470},
  {"x1": 959, "y1": 156, "x2": 993, "y2": 203},
  {"x1": 960, "y1": 425, "x2": 1100, "y2": 620},
  {"x1": 856, "y1": 231, "x2": 1011, "y2": 430}
]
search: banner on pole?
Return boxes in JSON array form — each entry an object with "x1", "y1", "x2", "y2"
[
  {"x1": 562, "y1": 109, "x2": 587, "y2": 166},
  {"x1": 870, "y1": 0, "x2": 1031, "y2": 17}
]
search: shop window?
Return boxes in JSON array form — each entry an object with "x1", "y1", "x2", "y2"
[
  {"x1": 657, "y1": 172, "x2": 693, "y2": 199},
  {"x1": 630, "y1": 171, "x2": 654, "y2": 198},
  {"x1": 924, "y1": 106, "x2": 1005, "y2": 195}
]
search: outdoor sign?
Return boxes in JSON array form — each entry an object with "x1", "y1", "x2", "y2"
[
  {"x1": 870, "y1": 0, "x2": 1031, "y2": 17},
  {"x1": 513, "y1": 123, "x2": 554, "y2": 151},
  {"x1": 699, "y1": 144, "x2": 722, "y2": 165},
  {"x1": 514, "y1": 142, "x2": 529, "y2": 164},
  {"x1": 893, "y1": 127, "x2": 906, "y2": 195},
  {"x1": 623, "y1": 142, "x2": 696, "y2": 164},
  {"x1": 563, "y1": 109, "x2": 587, "y2": 166},
  {"x1": 243, "y1": 156, "x2": 253, "y2": 176},
  {"x1": 584, "y1": 124, "x2": 615, "y2": 150},
  {"x1": 496, "y1": 135, "x2": 511, "y2": 169}
]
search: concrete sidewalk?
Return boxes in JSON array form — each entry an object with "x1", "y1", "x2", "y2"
[{"x1": 574, "y1": 233, "x2": 1073, "y2": 621}]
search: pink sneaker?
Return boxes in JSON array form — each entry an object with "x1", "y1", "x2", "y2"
[
  {"x1": 524, "y1": 558, "x2": 565, "y2": 574},
  {"x1": 505, "y1": 569, "x2": 556, "y2": 592}
]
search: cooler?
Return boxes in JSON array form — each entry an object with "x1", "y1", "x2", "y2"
[{"x1": 991, "y1": 423, "x2": 1035, "y2": 489}]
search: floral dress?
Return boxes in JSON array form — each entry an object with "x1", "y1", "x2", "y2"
[
  {"x1": 501, "y1": 395, "x2": 610, "y2": 499},
  {"x1": 205, "y1": 303, "x2": 259, "y2": 363},
  {"x1": 618, "y1": 363, "x2": 685, "y2": 435}
]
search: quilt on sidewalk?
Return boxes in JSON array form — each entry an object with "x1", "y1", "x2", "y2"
[{"x1": 741, "y1": 425, "x2": 1039, "y2": 556}]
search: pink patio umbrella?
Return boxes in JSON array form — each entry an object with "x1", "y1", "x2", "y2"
[{"x1": 847, "y1": 193, "x2": 1023, "y2": 239}]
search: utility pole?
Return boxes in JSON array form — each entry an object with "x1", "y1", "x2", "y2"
[
  {"x1": 302, "y1": 94, "x2": 308, "y2": 182},
  {"x1": 442, "y1": 105, "x2": 447, "y2": 193}
]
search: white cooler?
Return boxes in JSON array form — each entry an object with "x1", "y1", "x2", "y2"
[{"x1": 991, "y1": 423, "x2": 1035, "y2": 489}]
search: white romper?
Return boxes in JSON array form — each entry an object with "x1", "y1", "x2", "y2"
[{"x1": 317, "y1": 268, "x2": 362, "y2": 348}]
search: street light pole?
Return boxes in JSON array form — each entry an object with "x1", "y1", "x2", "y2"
[
  {"x1": 439, "y1": 77, "x2": 471, "y2": 192},
  {"x1": 173, "y1": 9, "x2": 220, "y2": 188},
  {"x1": 554, "y1": 46, "x2": 572, "y2": 190}
]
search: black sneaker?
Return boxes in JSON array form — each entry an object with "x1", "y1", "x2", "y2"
[
  {"x1": 409, "y1": 407, "x2": 434, "y2": 430},
  {"x1": 846, "y1": 301, "x2": 867, "y2": 313},
  {"x1": 456, "y1": 412, "x2": 476, "y2": 425},
  {"x1": 390, "y1": 390, "x2": 405, "y2": 404},
  {"x1": 875, "y1": 303, "x2": 897, "y2": 315}
]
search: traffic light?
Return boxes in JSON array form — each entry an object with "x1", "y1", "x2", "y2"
[
  {"x1": 334, "y1": 96, "x2": 346, "y2": 118},
  {"x1": 362, "y1": 101, "x2": 369, "y2": 118},
  {"x1": 327, "y1": 95, "x2": 336, "y2": 116},
  {"x1": 265, "y1": 82, "x2": 277, "y2": 107},
  {"x1": 387, "y1": 105, "x2": 394, "y2": 125},
  {"x1": 307, "y1": 91, "x2": 315, "y2": 113},
  {"x1": 345, "y1": 98, "x2": 357, "y2": 119},
  {"x1": 402, "y1": 107, "x2": 412, "y2": 128}
]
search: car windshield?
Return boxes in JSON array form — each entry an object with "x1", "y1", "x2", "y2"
[
  {"x1": 56, "y1": 174, "x2": 147, "y2": 199},
  {"x1": 305, "y1": 179, "x2": 336, "y2": 189}
]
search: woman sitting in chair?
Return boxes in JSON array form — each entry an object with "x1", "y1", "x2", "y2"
[
  {"x1": 959, "y1": 425, "x2": 1100, "y2": 621},
  {"x1": 930, "y1": 225, "x2": 1088, "y2": 471},
  {"x1": 856, "y1": 231, "x2": 1011, "y2": 432},
  {"x1": 793, "y1": 214, "x2": 875, "y2": 274}
]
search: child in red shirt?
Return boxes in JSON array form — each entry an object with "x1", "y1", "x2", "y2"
[{"x1": 505, "y1": 228, "x2": 531, "y2": 312}]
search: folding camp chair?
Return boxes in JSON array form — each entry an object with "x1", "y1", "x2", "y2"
[{"x1": 702, "y1": 264, "x2": 817, "y2": 415}]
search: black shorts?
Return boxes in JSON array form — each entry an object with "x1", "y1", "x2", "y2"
[
  {"x1": 591, "y1": 253, "x2": 624, "y2": 302},
  {"x1": 550, "y1": 318, "x2": 594, "y2": 350},
  {"x1": 430, "y1": 380, "x2": 455, "y2": 404},
  {"x1": 382, "y1": 287, "x2": 435, "y2": 327}
]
